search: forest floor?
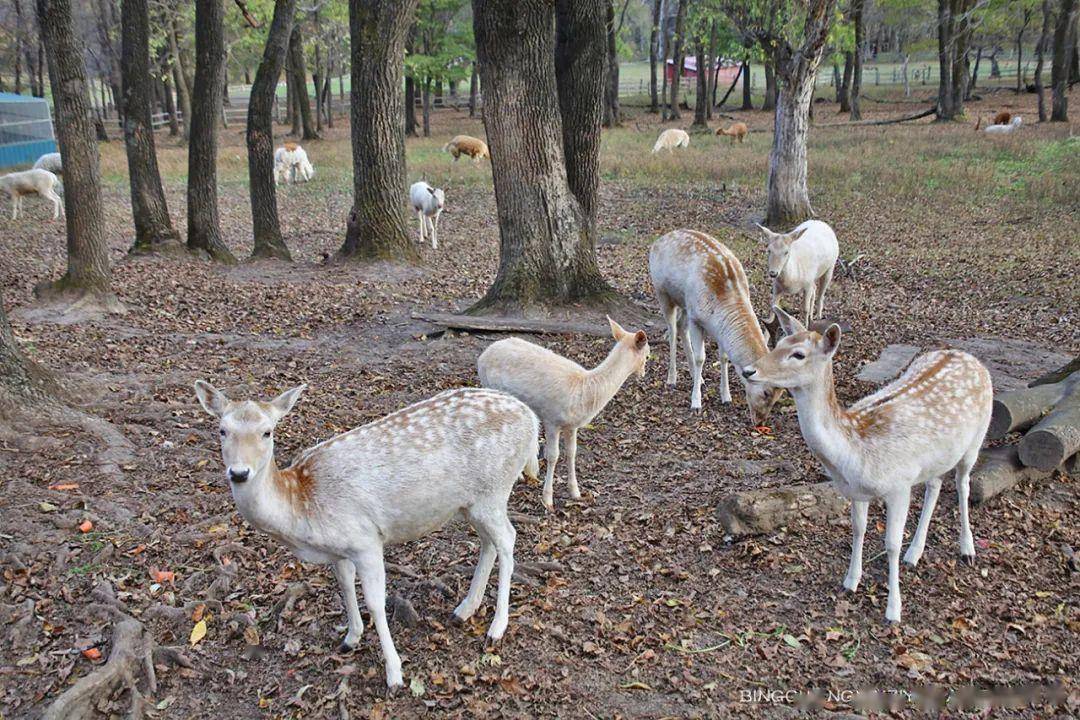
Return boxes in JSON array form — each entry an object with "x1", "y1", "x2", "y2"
[{"x1": 1, "y1": 88, "x2": 1078, "y2": 719}]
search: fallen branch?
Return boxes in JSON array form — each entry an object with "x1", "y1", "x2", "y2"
[
  {"x1": 411, "y1": 311, "x2": 610, "y2": 338},
  {"x1": 813, "y1": 106, "x2": 935, "y2": 128},
  {"x1": 1029, "y1": 357, "x2": 1080, "y2": 387}
]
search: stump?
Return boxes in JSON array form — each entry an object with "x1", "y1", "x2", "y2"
[{"x1": 717, "y1": 481, "x2": 848, "y2": 537}]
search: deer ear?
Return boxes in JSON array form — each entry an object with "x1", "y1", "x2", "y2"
[
  {"x1": 269, "y1": 384, "x2": 307, "y2": 420},
  {"x1": 194, "y1": 380, "x2": 229, "y2": 417},
  {"x1": 755, "y1": 223, "x2": 773, "y2": 243},
  {"x1": 787, "y1": 227, "x2": 808, "y2": 244},
  {"x1": 822, "y1": 324, "x2": 842, "y2": 355},
  {"x1": 607, "y1": 315, "x2": 627, "y2": 340},
  {"x1": 428, "y1": 187, "x2": 437, "y2": 196},
  {"x1": 761, "y1": 312, "x2": 781, "y2": 347},
  {"x1": 633, "y1": 330, "x2": 648, "y2": 350},
  {"x1": 772, "y1": 305, "x2": 806, "y2": 336}
]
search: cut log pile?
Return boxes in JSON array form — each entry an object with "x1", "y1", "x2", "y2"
[{"x1": 716, "y1": 357, "x2": 1079, "y2": 538}]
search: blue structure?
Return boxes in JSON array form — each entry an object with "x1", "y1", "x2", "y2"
[{"x1": 0, "y1": 93, "x2": 57, "y2": 170}]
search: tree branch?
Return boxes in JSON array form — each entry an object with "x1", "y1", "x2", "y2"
[{"x1": 233, "y1": 0, "x2": 263, "y2": 29}]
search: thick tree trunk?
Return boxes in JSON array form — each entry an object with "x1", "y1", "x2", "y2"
[
  {"x1": 338, "y1": 0, "x2": 418, "y2": 261},
  {"x1": 288, "y1": 23, "x2": 318, "y2": 139},
  {"x1": 668, "y1": 0, "x2": 686, "y2": 119},
  {"x1": 422, "y1": 78, "x2": 432, "y2": 137},
  {"x1": 741, "y1": 59, "x2": 753, "y2": 110},
  {"x1": 168, "y1": 17, "x2": 191, "y2": 138},
  {"x1": 968, "y1": 45, "x2": 982, "y2": 99},
  {"x1": 404, "y1": 74, "x2": 418, "y2": 136},
  {"x1": 936, "y1": 0, "x2": 956, "y2": 119},
  {"x1": 14, "y1": 0, "x2": 24, "y2": 94},
  {"x1": 649, "y1": 0, "x2": 661, "y2": 113},
  {"x1": 839, "y1": 53, "x2": 852, "y2": 112},
  {"x1": 1036, "y1": 0, "x2": 1053, "y2": 120},
  {"x1": 468, "y1": 62, "x2": 478, "y2": 117},
  {"x1": 850, "y1": 0, "x2": 864, "y2": 120},
  {"x1": 937, "y1": 0, "x2": 974, "y2": 119},
  {"x1": 121, "y1": 0, "x2": 182, "y2": 254},
  {"x1": 247, "y1": 0, "x2": 297, "y2": 261},
  {"x1": 763, "y1": 60, "x2": 777, "y2": 111},
  {"x1": 186, "y1": 0, "x2": 235, "y2": 262},
  {"x1": 0, "y1": 298, "x2": 61, "y2": 416},
  {"x1": 691, "y1": 41, "x2": 708, "y2": 128},
  {"x1": 1051, "y1": 0, "x2": 1078, "y2": 120},
  {"x1": 471, "y1": 0, "x2": 612, "y2": 313},
  {"x1": 35, "y1": 0, "x2": 115, "y2": 304},
  {"x1": 603, "y1": 0, "x2": 621, "y2": 127}
]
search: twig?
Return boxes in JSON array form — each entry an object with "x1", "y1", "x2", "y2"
[{"x1": 233, "y1": 0, "x2": 263, "y2": 29}]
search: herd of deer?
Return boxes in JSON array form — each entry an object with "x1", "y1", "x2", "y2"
[{"x1": 195, "y1": 215, "x2": 994, "y2": 688}]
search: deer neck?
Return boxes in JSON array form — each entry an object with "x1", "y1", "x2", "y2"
[
  {"x1": 230, "y1": 456, "x2": 296, "y2": 535},
  {"x1": 582, "y1": 344, "x2": 636, "y2": 417},
  {"x1": 790, "y1": 362, "x2": 860, "y2": 470}
]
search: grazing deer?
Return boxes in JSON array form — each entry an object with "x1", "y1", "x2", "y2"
[
  {"x1": 477, "y1": 318, "x2": 649, "y2": 510},
  {"x1": 715, "y1": 122, "x2": 748, "y2": 143},
  {"x1": 741, "y1": 308, "x2": 993, "y2": 624},
  {"x1": 649, "y1": 229, "x2": 783, "y2": 424},
  {"x1": 443, "y1": 135, "x2": 490, "y2": 163},
  {"x1": 756, "y1": 219, "x2": 839, "y2": 326},
  {"x1": 193, "y1": 382, "x2": 540, "y2": 689},
  {"x1": 652, "y1": 128, "x2": 691, "y2": 153}
]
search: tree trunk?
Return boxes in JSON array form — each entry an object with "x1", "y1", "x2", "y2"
[
  {"x1": 121, "y1": 0, "x2": 182, "y2": 254},
  {"x1": 603, "y1": 0, "x2": 621, "y2": 127},
  {"x1": 247, "y1": 0, "x2": 296, "y2": 261},
  {"x1": 162, "y1": 71, "x2": 180, "y2": 136},
  {"x1": 405, "y1": 74, "x2": 418, "y2": 137},
  {"x1": 187, "y1": 0, "x2": 235, "y2": 262},
  {"x1": 649, "y1": 0, "x2": 661, "y2": 113},
  {"x1": 14, "y1": 0, "x2": 24, "y2": 94},
  {"x1": 706, "y1": 19, "x2": 718, "y2": 118},
  {"x1": 338, "y1": 0, "x2": 418, "y2": 261},
  {"x1": 937, "y1": 0, "x2": 974, "y2": 120},
  {"x1": 471, "y1": 0, "x2": 612, "y2": 313},
  {"x1": 1051, "y1": 0, "x2": 1078, "y2": 120},
  {"x1": 35, "y1": 0, "x2": 115, "y2": 304},
  {"x1": 323, "y1": 64, "x2": 334, "y2": 127},
  {"x1": 936, "y1": 0, "x2": 956, "y2": 119},
  {"x1": 1037, "y1": 0, "x2": 1052, "y2": 120},
  {"x1": 1016, "y1": 17, "x2": 1028, "y2": 94},
  {"x1": 968, "y1": 45, "x2": 982, "y2": 99},
  {"x1": 716, "y1": 61, "x2": 742, "y2": 109},
  {"x1": 421, "y1": 78, "x2": 431, "y2": 137},
  {"x1": 850, "y1": 0, "x2": 864, "y2": 120},
  {"x1": 288, "y1": 24, "x2": 318, "y2": 139},
  {"x1": 763, "y1": 59, "x2": 777, "y2": 111},
  {"x1": 668, "y1": 0, "x2": 686, "y2": 119},
  {"x1": 691, "y1": 41, "x2": 708, "y2": 128},
  {"x1": 839, "y1": 52, "x2": 852, "y2": 112},
  {"x1": 0, "y1": 297, "x2": 61, "y2": 416},
  {"x1": 741, "y1": 59, "x2": 753, "y2": 110},
  {"x1": 468, "y1": 62, "x2": 478, "y2": 117},
  {"x1": 168, "y1": 16, "x2": 191, "y2": 138}
]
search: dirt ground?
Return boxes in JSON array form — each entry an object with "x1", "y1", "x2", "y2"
[{"x1": 1, "y1": 88, "x2": 1078, "y2": 719}]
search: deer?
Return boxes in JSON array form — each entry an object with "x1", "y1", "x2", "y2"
[
  {"x1": 740, "y1": 307, "x2": 993, "y2": 624},
  {"x1": 443, "y1": 135, "x2": 490, "y2": 163},
  {"x1": 715, "y1": 122, "x2": 748, "y2": 143},
  {"x1": 0, "y1": 168, "x2": 63, "y2": 221},
  {"x1": 652, "y1": 128, "x2": 690, "y2": 153},
  {"x1": 193, "y1": 382, "x2": 540, "y2": 689},
  {"x1": 755, "y1": 219, "x2": 839, "y2": 327},
  {"x1": 477, "y1": 318, "x2": 650, "y2": 510},
  {"x1": 649, "y1": 229, "x2": 784, "y2": 425}
]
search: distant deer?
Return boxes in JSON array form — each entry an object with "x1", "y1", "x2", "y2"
[
  {"x1": 715, "y1": 122, "x2": 748, "y2": 143},
  {"x1": 756, "y1": 219, "x2": 839, "y2": 327},
  {"x1": 652, "y1": 128, "x2": 690, "y2": 153},
  {"x1": 649, "y1": 229, "x2": 783, "y2": 424},
  {"x1": 741, "y1": 307, "x2": 993, "y2": 624},
  {"x1": 443, "y1": 135, "x2": 490, "y2": 163},
  {"x1": 478, "y1": 318, "x2": 650, "y2": 510},
  {"x1": 193, "y1": 382, "x2": 539, "y2": 689}
]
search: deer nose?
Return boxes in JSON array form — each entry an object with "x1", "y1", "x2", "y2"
[
  {"x1": 768, "y1": 270, "x2": 779, "y2": 278},
  {"x1": 742, "y1": 368, "x2": 757, "y2": 379},
  {"x1": 228, "y1": 468, "x2": 250, "y2": 483}
]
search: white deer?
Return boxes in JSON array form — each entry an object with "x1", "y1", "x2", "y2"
[
  {"x1": 193, "y1": 382, "x2": 540, "y2": 689},
  {"x1": 756, "y1": 219, "x2": 839, "y2": 327},
  {"x1": 649, "y1": 228, "x2": 783, "y2": 424},
  {"x1": 741, "y1": 307, "x2": 993, "y2": 623},
  {"x1": 477, "y1": 318, "x2": 649, "y2": 510}
]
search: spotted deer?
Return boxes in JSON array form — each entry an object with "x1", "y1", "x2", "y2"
[
  {"x1": 741, "y1": 307, "x2": 993, "y2": 623},
  {"x1": 649, "y1": 228, "x2": 783, "y2": 424},
  {"x1": 477, "y1": 318, "x2": 650, "y2": 510},
  {"x1": 193, "y1": 383, "x2": 540, "y2": 689}
]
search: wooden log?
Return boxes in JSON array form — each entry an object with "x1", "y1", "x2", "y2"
[
  {"x1": 411, "y1": 311, "x2": 611, "y2": 337},
  {"x1": 1029, "y1": 356, "x2": 1080, "y2": 387},
  {"x1": 970, "y1": 445, "x2": 1057, "y2": 505},
  {"x1": 716, "y1": 481, "x2": 848, "y2": 537},
  {"x1": 1018, "y1": 379, "x2": 1080, "y2": 470},
  {"x1": 988, "y1": 381, "x2": 1067, "y2": 439}
]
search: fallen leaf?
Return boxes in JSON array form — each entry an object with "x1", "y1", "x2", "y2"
[
  {"x1": 243, "y1": 625, "x2": 260, "y2": 646},
  {"x1": 151, "y1": 568, "x2": 175, "y2": 584},
  {"x1": 190, "y1": 619, "x2": 207, "y2": 646},
  {"x1": 81, "y1": 648, "x2": 102, "y2": 661},
  {"x1": 191, "y1": 603, "x2": 206, "y2": 622},
  {"x1": 620, "y1": 681, "x2": 652, "y2": 690},
  {"x1": 78, "y1": 520, "x2": 93, "y2": 533},
  {"x1": 48, "y1": 483, "x2": 79, "y2": 491},
  {"x1": 782, "y1": 634, "x2": 801, "y2": 649}
]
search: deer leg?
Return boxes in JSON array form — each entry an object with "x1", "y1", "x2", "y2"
[
  {"x1": 686, "y1": 322, "x2": 706, "y2": 410},
  {"x1": 843, "y1": 500, "x2": 869, "y2": 591},
  {"x1": 453, "y1": 524, "x2": 495, "y2": 623},
  {"x1": 659, "y1": 295, "x2": 679, "y2": 386},
  {"x1": 332, "y1": 558, "x2": 364, "y2": 649},
  {"x1": 884, "y1": 489, "x2": 912, "y2": 624},
  {"x1": 903, "y1": 478, "x2": 942, "y2": 567},
  {"x1": 541, "y1": 422, "x2": 561, "y2": 510},
  {"x1": 355, "y1": 549, "x2": 403, "y2": 689},
  {"x1": 431, "y1": 212, "x2": 440, "y2": 249},
  {"x1": 815, "y1": 266, "x2": 834, "y2": 319},
  {"x1": 956, "y1": 448, "x2": 978, "y2": 562},
  {"x1": 564, "y1": 427, "x2": 580, "y2": 499},
  {"x1": 719, "y1": 352, "x2": 732, "y2": 403},
  {"x1": 416, "y1": 210, "x2": 425, "y2": 244},
  {"x1": 484, "y1": 510, "x2": 516, "y2": 641},
  {"x1": 803, "y1": 286, "x2": 815, "y2": 328}
]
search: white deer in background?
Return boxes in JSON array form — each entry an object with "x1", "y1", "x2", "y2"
[
  {"x1": 741, "y1": 307, "x2": 993, "y2": 623},
  {"x1": 194, "y1": 382, "x2": 539, "y2": 688},
  {"x1": 756, "y1": 219, "x2": 839, "y2": 327}
]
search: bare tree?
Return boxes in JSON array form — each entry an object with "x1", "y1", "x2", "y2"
[
  {"x1": 1036, "y1": 0, "x2": 1053, "y2": 120},
  {"x1": 850, "y1": 0, "x2": 864, "y2": 120},
  {"x1": 122, "y1": 0, "x2": 182, "y2": 255},
  {"x1": 470, "y1": 0, "x2": 612, "y2": 313},
  {"x1": 247, "y1": 0, "x2": 297, "y2": 261},
  {"x1": 187, "y1": 0, "x2": 236, "y2": 262},
  {"x1": 1051, "y1": 0, "x2": 1078, "y2": 120},
  {"x1": 36, "y1": 0, "x2": 119, "y2": 309},
  {"x1": 649, "y1": 0, "x2": 661, "y2": 112},
  {"x1": 338, "y1": 0, "x2": 419, "y2": 261}
]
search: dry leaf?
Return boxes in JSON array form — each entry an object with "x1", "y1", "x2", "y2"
[
  {"x1": 78, "y1": 520, "x2": 93, "y2": 533},
  {"x1": 81, "y1": 648, "x2": 102, "y2": 661},
  {"x1": 190, "y1": 619, "x2": 208, "y2": 646}
]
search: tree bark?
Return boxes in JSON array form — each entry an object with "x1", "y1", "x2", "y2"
[
  {"x1": 338, "y1": 0, "x2": 418, "y2": 261},
  {"x1": 247, "y1": 0, "x2": 297, "y2": 261},
  {"x1": 1051, "y1": 0, "x2": 1078, "y2": 120},
  {"x1": 404, "y1": 73, "x2": 419, "y2": 136},
  {"x1": 471, "y1": 0, "x2": 612, "y2": 313},
  {"x1": 468, "y1": 62, "x2": 478, "y2": 117},
  {"x1": 691, "y1": 41, "x2": 708, "y2": 128},
  {"x1": 603, "y1": 0, "x2": 621, "y2": 127},
  {"x1": 1037, "y1": 0, "x2": 1053, "y2": 120},
  {"x1": 187, "y1": 0, "x2": 235, "y2": 262},
  {"x1": 763, "y1": 59, "x2": 777, "y2": 111},
  {"x1": 988, "y1": 381, "x2": 1069, "y2": 439},
  {"x1": 741, "y1": 59, "x2": 753, "y2": 110},
  {"x1": 839, "y1": 52, "x2": 852, "y2": 112},
  {"x1": 422, "y1": 78, "x2": 432, "y2": 137},
  {"x1": 168, "y1": 15, "x2": 192, "y2": 138},
  {"x1": 765, "y1": 0, "x2": 836, "y2": 226},
  {"x1": 121, "y1": 0, "x2": 182, "y2": 255},
  {"x1": 0, "y1": 293, "x2": 61, "y2": 416},
  {"x1": 36, "y1": 0, "x2": 115, "y2": 303},
  {"x1": 288, "y1": 23, "x2": 318, "y2": 139},
  {"x1": 649, "y1": 0, "x2": 661, "y2": 113},
  {"x1": 706, "y1": 20, "x2": 719, "y2": 117},
  {"x1": 668, "y1": 0, "x2": 686, "y2": 119},
  {"x1": 936, "y1": 0, "x2": 974, "y2": 120},
  {"x1": 968, "y1": 45, "x2": 982, "y2": 99},
  {"x1": 850, "y1": 0, "x2": 864, "y2": 120}
]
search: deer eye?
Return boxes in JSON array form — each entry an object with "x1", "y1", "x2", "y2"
[
  {"x1": 263, "y1": 431, "x2": 272, "y2": 439},
  {"x1": 790, "y1": 351, "x2": 806, "y2": 361},
  {"x1": 219, "y1": 429, "x2": 227, "y2": 437}
]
